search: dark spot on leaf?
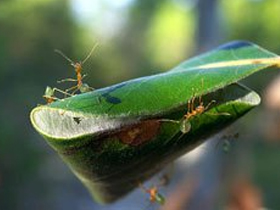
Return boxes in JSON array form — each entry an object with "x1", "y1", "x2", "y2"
[
  {"x1": 101, "y1": 83, "x2": 126, "y2": 104},
  {"x1": 62, "y1": 120, "x2": 161, "y2": 155},
  {"x1": 217, "y1": 41, "x2": 252, "y2": 50},
  {"x1": 116, "y1": 120, "x2": 161, "y2": 146},
  {"x1": 73, "y1": 117, "x2": 82, "y2": 124},
  {"x1": 102, "y1": 95, "x2": 122, "y2": 104}
]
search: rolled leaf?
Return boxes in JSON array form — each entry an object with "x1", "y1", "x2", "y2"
[{"x1": 30, "y1": 41, "x2": 280, "y2": 203}]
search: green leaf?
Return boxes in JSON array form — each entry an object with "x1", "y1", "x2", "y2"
[{"x1": 30, "y1": 41, "x2": 280, "y2": 203}]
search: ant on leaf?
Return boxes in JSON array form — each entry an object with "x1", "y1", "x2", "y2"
[
  {"x1": 161, "y1": 87, "x2": 215, "y2": 135},
  {"x1": 43, "y1": 86, "x2": 72, "y2": 104},
  {"x1": 160, "y1": 78, "x2": 231, "y2": 144},
  {"x1": 55, "y1": 43, "x2": 98, "y2": 95},
  {"x1": 179, "y1": 90, "x2": 216, "y2": 133}
]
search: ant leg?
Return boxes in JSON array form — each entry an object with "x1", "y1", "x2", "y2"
[
  {"x1": 187, "y1": 99, "x2": 191, "y2": 114},
  {"x1": 199, "y1": 95, "x2": 203, "y2": 106},
  {"x1": 191, "y1": 96, "x2": 195, "y2": 112},
  {"x1": 204, "y1": 100, "x2": 231, "y2": 116},
  {"x1": 53, "y1": 88, "x2": 73, "y2": 97},
  {"x1": 139, "y1": 182, "x2": 147, "y2": 193},
  {"x1": 199, "y1": 79, "x2": 205, "y2": 105},
  {"x1": 65, "y1": 85, "x2": 78, "y2": 92},
  {"x1": 57, "y1": 78, "x2": 77, "y2": 83},
  {"x1": 204, "y1": 100, "x2": 216, "y2": 111},
  {"x1": 71, "y1": 87, "x2": 80, "y2": 95},
  {"x1": 158, "y1": 119, "x2": 180, "y2": 124},
  {"x1": 65, "y1": 85, "x2": 78, "y2": 96}
]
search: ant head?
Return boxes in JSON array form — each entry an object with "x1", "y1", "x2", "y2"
[
  {"x1": 72, "y1": 62, "x2": 82, "y2": 71},
  {"x1": 148, "y1": 186, "x2": 157, "y2": 192}
]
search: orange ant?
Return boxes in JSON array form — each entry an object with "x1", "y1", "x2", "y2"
[
  {"x1": 160, "y1": 79, "x2": 230, "y2": 137},
  {"x1": 139, "y1": 183, "x2": 165, "y2": 206},
  {"x1": 138, "y1": 170, "x2": 173, "y2": 206},
  {"x1": 55, "y1": 43, "x2": 98, "y2": 95},
  {"x1": 43, "y1": 86, "x2": 72, "y2": 104},
  {"x1": 184, "y1": 78, "x2": 216, "y2": 120},
  {"x1": 177, "y1": 90, "x2": 217, "y2": 134},
  {"x1": 179, "y1": 87, "x2": 231, "y2": 135},
  {"x1": 184, "y1": 92, "x2": 216, "y2": 119},
  {"x1": 216, "y1": 132, "x2": 239, "y2": 153},
  {"x1": 160, "y1": 92, "x2": 215, "y2": 134}
]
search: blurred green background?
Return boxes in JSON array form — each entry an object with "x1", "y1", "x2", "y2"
[{"x1": 1, "y1": 0, "x2": 280, "y2": 209}]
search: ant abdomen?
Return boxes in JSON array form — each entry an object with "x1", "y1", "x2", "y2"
[
  {"x1": 80, "y1": 83, "x2": 94, "y2": 93},
  {"x1": 180, "y1": 118, "x2": 191, "y2": 134}
]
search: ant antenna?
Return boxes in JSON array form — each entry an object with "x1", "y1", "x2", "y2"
[
  {"x1": 54, "y1": 49, "x2": 74, "y2": 65},
  {"x1": 82, "y1": 43, "x2": 99, "y2": 64},
  {"x1": 200, "y1": 78, "x2": 204, "y2": 103}
]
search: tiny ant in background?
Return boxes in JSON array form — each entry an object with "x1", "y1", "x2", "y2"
[
  {"x1": 139, "y1": 183, "x2": 165, "y2": 206},
  {"x1": 216, "y1": 132, "x2": 240, "y2": 153},
  {"x1": 55, "y1": 43, "x2": 98, "y2": 95},
  {"x1": 138, "y1": 167, "x2": 174, "y2": 207}
]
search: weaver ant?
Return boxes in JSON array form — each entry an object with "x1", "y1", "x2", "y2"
[
  {"x1": 138, "y1": 168, "x2": 174, "y2": 206},
  {"x1": 161, "y1": 92, "x2": 216, "y2": 134},
  {"x1": 179, "y1": 91, "x2": 216, "y2": 131},
  {"x1": 139, "y1": 184, "x2": 165, "y2": 205},
  {"x1": 184, "y1": 93, "x2": 215, "y2": 120},
  {"x1": 55, "y1": 43, "x2": 98, "y2": 95},
  {"x1": 43, "y1": 86, "x2": 71, "y2": 104},
  {"x1": 179, "y1": 92, "x2": 230, "y2": 143},
  {"x1": 216, "y1": 132, "x2": 240, "y2": 153},
  {"x1": 139, "y1": 178, "x2": 167, "y2": 206}
]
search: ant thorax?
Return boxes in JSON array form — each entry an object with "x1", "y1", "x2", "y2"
[
  {"x1": 184, "y1": 94, "x2": 215, "y2": 120},
  {"x1": 195, "y1": 104, "x2": 205, "y2": 114}
]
